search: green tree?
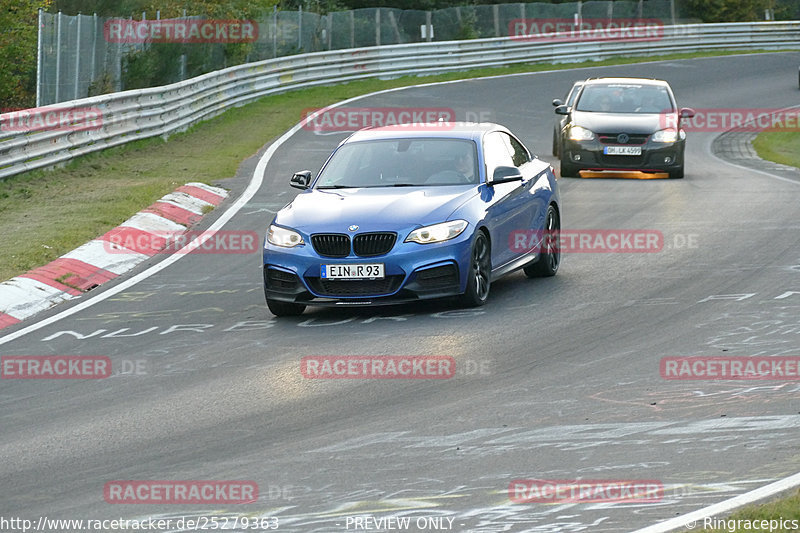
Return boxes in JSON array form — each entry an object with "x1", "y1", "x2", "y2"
[
  {"x1": 112, "y1": 0, "x2": 279, "y2": 91},
  {"x1": 49, "y1": 0, "x2": 277, "y2": 17},
  {"x1": 682, "y1": 0, "x2": 770, "y2": 21},
  {"x1": 0, "y1": 0, "x2": 51, "y2": 109}
]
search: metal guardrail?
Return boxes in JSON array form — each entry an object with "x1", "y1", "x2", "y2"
[{"x1": 2, "y1": 21, "x2": 799, "y2": 181}]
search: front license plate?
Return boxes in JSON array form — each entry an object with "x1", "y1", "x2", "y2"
[
  {"x1": 604, "y1": 145, "x2": 642, "y2": 156},
  {"x1": 322, "y1": 263, "x2": 385, "y2": 280}
]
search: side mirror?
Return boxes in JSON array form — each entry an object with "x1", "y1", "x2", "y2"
[
  {"x1": 290, "y1": 170, "x2": 312, "y2": 190},
  {"x1": 552, "y1": 98, "x2": 564, "y2": 107},
  {"x1": 554, "y1": 105, "x2": 571, "y2": 116},
  {"x1": 489, "y1": 166, "x2": 523, "y2": 185},
  {"x1": 679, "y1": 107, "x2": 695, "y2": 119}
]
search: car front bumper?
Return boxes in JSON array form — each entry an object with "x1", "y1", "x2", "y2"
[
  {"x1": 262, "y1": 231, "x2": 473, "y2": 307},
  {"x1": 563, "y1": 138, "x2": 685, "y2": 175}
]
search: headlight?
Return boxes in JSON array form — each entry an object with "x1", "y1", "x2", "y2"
[
  {"x1": 569, "y1": 125, "x2": 595, "y2": 141},
  {"x1": 267, "y1": 225, "x2": 304, "y2": 248},
  {"x1": 405, "y1": 220, "x2": 468, "y2": 244},
  {"x1": 651, "y1": 128, "x2": 678, "y2": 143}
]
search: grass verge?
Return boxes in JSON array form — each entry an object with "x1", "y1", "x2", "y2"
[
  {"x1": 702, "y1": 488, "x2": 800, "y2": 532},
  {"x1": 0, "y1": 49, "x2": 782, "y2": 282},
  {"x1": 752, "y1": 131, "x2": 800, "y2": 169}
]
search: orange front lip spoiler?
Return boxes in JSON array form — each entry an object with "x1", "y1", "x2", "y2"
[{"x1": 578, "y1": 170, "x2": 669, "y2": 179}]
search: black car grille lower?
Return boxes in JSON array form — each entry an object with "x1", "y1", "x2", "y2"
[
  {"x1": 265, "y1": 268, "x2": 299, "y2": 292},
  {"x1": 306, "y1": 275, "x2": 404, "y2": 297},
  {"x1": 353, "y1": 232, "x2": 397, "y2": 257},
  {"x1": 415, "y1": 264, "x2": 459, "y2": 290},
  {"x1": 598, "y1": 133, "x2": 649, "y2": 145},
  {"x1": 311, "y1": 232, "x2": 397, "y2": 258},
  {"x1": 599, "y1": 155, "x2": 646, "y2": 166},
  {"x1": 311, "y1": 234, "x2": 350, "y2": 258}
]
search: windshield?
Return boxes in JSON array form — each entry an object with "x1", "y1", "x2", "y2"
[
  {"x1": 575, "y1": 84, "x2": 674, "y2": 114},
  {"x1": 315, "y1": 138, "x2": 479, "y2": 188}
]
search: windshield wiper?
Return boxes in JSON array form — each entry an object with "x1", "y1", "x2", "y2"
[
  {"x1": 317, "y1": 184, "x2": 358, "y2": 189},
  {"x1": 390, "y1": 183, "x2": 418, "y2": 187}
]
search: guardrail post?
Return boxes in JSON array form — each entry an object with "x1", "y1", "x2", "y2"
[
  {"x1": 425, "y1": 11, "x2": 432, "y2": 42},
  {"x1": 375, "y1": 9, "x2": 381, "y2": 46},
  {"x1": 55, "y1": 11, "x2": 62, "y2": 103},
  {"x1": 36, "y1": 8, "x2": 43, "y2": 107},
  {"x1": 493, "y1": 5, "x2": 500, "y2": 37},
  {"x1": 298, "y1": 5, "x2": 303, "y2": 51},
  {"x1": 91, "y1": 14, "x2": 97, "y2": 88},
  {"x1": 326, "y1": 13, "x2": 332, "y2": 49},
  {"x1": 272, "y1": 6, "x2": 277, "y2": 58},
  {"x1": 74, "y1": 14, "x2": 81, "y2": 100},
  {"x1": 350, "y1": 10, "x2": 354, "y2": 48},
  {"x1": 180, "y1": 9, "x2": 187, "y2": 80},
  {"x1": 388, "y1": 11, "x2": 401, "y2": 43},
  {"x1": 114, "y1": 18, "x2": 124, "y2": 92}
]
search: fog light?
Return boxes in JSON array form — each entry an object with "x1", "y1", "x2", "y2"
[
  {"x1": 664, "y1": 156, "x2": 672, "y2": 164},
  {"x1": 573, "y1": 154, "x2": 581, "y2": 161}
]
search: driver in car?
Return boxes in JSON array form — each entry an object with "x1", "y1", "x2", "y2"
[
  {"x1": 426, "y1": 146, "x2": 476, "y2": 184},
  {"x1": 455, "y1": 148, "x2": 475, "y2": 181}
]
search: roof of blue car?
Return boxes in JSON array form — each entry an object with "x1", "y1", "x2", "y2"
[{"x1": 345, "y1": 122, "x2": 503, "y2": 143}]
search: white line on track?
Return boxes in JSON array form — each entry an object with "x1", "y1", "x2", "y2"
[
  {"x1": 712, "y1": 150, "x2": 800, "y2": 185},
  {"x1": 706, "y1": 103, "x2": 800, "y2": 186},
  {"x1": 631, "y1": 471, "x2": 800, "y2": 532}
]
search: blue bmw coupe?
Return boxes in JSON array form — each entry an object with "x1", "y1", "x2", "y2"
[{"x1": 262, "y1": 122, "x2": 560, "y2": 316}]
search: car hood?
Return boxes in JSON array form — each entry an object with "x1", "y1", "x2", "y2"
[
  {"x1": 275, "y1": 186, "x2": 477, "y2": 234},
  {"x1": 572, "y1": 111, "x2": 675, "y2": 134}
]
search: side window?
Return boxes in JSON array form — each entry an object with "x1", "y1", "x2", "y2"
[
  {"x1": 503, "y1": 134, "x2": 530, "y2": 167},
  {"x1": 483, "y1": 132, "x2": 515, "y2": 175},
  {"x1": 566, "y1": 83, "x2": 582, "y2": 107}
]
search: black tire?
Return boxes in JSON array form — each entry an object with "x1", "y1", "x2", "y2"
[
  {"x1": 460, "y1": 231, "x2": 491, "y2": 307},
  {"x1": 668, "y1": 166, "x2": 684, "y2": 179},
  {"x1": 559, "y1": 157, "x2": 578, "y2": 178},
  {"x1": 264, "y1": 271, "x2": 306, "y2": 316},
  {"x1": 265, "y1": 293, "x2": 306, "y2": 316},
  {"x1": 524, "y1": 205, "x2": 560, "y2": 278},
  {"x1": 552, "y1": 129, "x2": 560, "y2": 157}
]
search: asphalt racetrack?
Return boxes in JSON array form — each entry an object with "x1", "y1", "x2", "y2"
[{"x1": 2, "y1": 52, "x2": 800, "y2": 532}]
